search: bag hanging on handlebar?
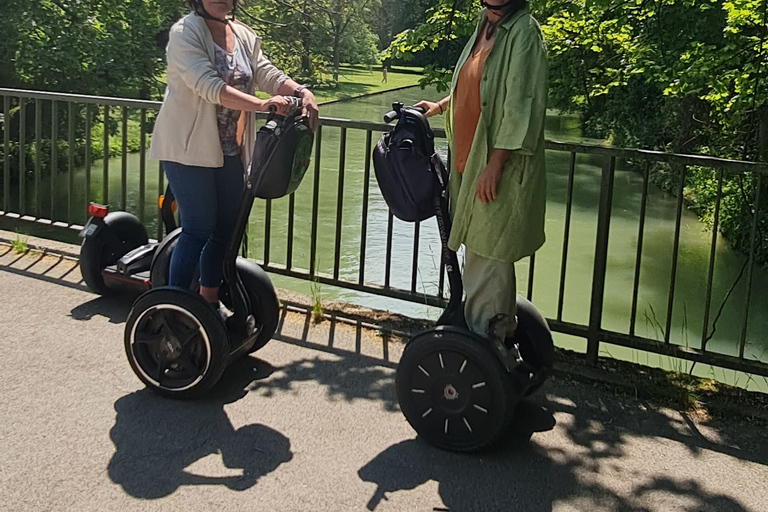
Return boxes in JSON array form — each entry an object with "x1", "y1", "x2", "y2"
[
  {"x1": 249, "y1": 107, "x2": 314, "y2": 200},
  {"x1": 372, "y1": 107, "x2": 442, "y2": 223}
]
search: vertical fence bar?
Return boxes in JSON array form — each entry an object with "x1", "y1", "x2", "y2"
[
  {"x1": 309, "y1": 125, "x2": 322, "y2": 277},
  {"x1": 19, "y1": 100, "x2": 26, "y2": 214},
  {"x1": 264, "y1": 199, "x2": 272, "y2": 264},
  {"x1": 50, "y1": 100, "x2": 58, "y2": 220},
  {"x1": 586, "y1": 155, "x2": 616, "y2": 365},
  {"x1": 385, "y1": 210, "x2": 394, "y2": 288},
  {"x1": 527, "y1": 253, "x2": 536, "y2": 301},
  {"x1": 84, "y1": 104, "x2": 92, "y2": 218},
  {"x1": 3, "y1": 96, "x2": 9, "y2": 212},
  {"x1": 739, "y1": 173, "x2": 762, "y2": 359},
  {"x1": 333, "y1": 127, "x2": 346, "y2": 280},
  {"x1": 121, "y1": 106, "x2": 128, "y2": 210},
  {"x1": 35, "y1": 98, "x2": 41, "y2": 216},
  {"x1": 411, "y1": 222, "x2": 420, "y2": 293},
  {"x1": 557, "y1": 152, "x2": 576, "y2": 321},
  {"x1": 359, "y1": 130, "x2": 372, "y2": 285},
  {"x1": 139, "y1": 109, "x2": 146, "y2": 224},
  {"x1": 287, "y1": 193, "x2": 295, "y2": 270},
  {"x1": 664, "y1": 166, "x2": 687, "y2": 343},
  {"x1": 629, "y1": 161, "x2": 651, "y2": 337},
  {"x1": 102, "y1": 105, "x2": 110, "y2": 204},
  {"x1": 700, "y1": 169, "x2": 724, "y2": 351},
  {"x1": 67, "y1": 103, "x2": 74, "y2": 221}
]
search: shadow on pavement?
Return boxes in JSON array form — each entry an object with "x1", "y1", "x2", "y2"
[
  {"x1": 357, "y1": 384, "x2": 761, "y2": 512},
  {"x1": 108, "y1": 357, "x2": 292, "y2": 499},
  {"x1": 70, "y1": 293, "x2": 138, "y2": 324},
  {"x1": 262, "y1": 310, "x2": 763, "y2": 511},
  {"x1": 359, "y1": 405, "x2": 561, "y2": 512}
]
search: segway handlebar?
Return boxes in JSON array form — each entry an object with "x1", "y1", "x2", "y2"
[
  {"x1": 383, "y1": 105, "x2": 426, "y2": 124},
  {"x1": 267, "y1": 96, "x2": 303, "y2": 117}
]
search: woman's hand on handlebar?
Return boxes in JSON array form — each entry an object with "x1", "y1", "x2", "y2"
[
  {"x1": 299, "y1": 90, "x2": 319, "y2": 132},
  {"x1": 262, "y1": 96, "x2": 293, "y2": 115},
  {"x1": 414, "y1": 100, "x2": 441, "y2": 118}
]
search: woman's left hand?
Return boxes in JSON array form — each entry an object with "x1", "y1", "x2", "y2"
[
  {"x1": 476, "y1": 163, "x2": 503, "y2": 204},
  {"x1": 300, "y1": 91, "x2": 319, "y2": 132}
]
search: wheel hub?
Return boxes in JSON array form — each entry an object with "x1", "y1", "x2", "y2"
[
  {"x1": 433, "y1": 374, "x2": 471, "y2": 414},
  {"x1": 443, "y1": 384, "x2": 459, "y2": 400},
  {"x1": 162, "y1": 336, "x2": 182, "y2": 360}
]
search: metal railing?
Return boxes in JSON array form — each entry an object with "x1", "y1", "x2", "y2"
[{"x1": 2, "y1": 87, "x2": 768, "y2": 378}]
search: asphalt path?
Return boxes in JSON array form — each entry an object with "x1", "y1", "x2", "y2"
[{"x1": 1, "y1": 244, "x2": 767, "y2": 511}]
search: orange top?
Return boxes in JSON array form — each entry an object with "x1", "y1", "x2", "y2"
[{"x1": 452, "y1": 43, "x2": 493, "y2": 174}]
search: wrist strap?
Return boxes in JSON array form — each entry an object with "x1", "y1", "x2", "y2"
[
  {"x1": 294, "y1": 85, "x2": 307, "y2": 98},
  {"x1": 438, "y1": 103, "x2": 444, "y2": 115}
]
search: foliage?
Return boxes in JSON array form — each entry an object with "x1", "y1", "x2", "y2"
[
  {"x1": 385, "y1": 0, "x2": 481, "y2": 90},
  {"x1": 386, "y1": 0, "x2": 768, "y2": 267},
  {"x1": 240, "y1": 0, "x2": 382, "y2": 83},
  {"x1": 11, "y1": 235, "x2": 28, "y2": 254},
  {"x1": 0, "y1": 0, "x2": 183, "y2": 98}
]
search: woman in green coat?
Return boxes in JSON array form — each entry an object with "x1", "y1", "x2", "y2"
[{"x1": 416, "y1": 0, "x2": 548, "y2": 344}]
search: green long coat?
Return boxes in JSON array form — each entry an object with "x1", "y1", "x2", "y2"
[{"x1": 445, "y1": 7, "x2": 548, "y2": 263}]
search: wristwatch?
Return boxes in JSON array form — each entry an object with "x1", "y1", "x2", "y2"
[{"x1": 293, "y1": 85, "x2": 308, "y2": 98}]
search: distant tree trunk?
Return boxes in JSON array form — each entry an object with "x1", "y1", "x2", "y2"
[
  {"x1": 301, "y1": 25, "x2": 311, "y2": 74},
  {"x1": 758, "y1": 106, "x2": 768, "y2": 161},
  {"x1": 332, "y1": 13, "x2": 341, "y2": 82}
]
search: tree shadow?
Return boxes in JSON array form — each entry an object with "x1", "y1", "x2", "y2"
[
  {"x1": 358, "y1": 380, "x2": 763, "y2": 512},
  {"x1": 70, "y1": 292, "x2": 138, "y2": 324},
  {"x1": 107, "y1": 357, "x2": 293, "y2": 499},
  {"x1": 249, "y1": 350, "x2": 400, "y2": 412},
  {"x1": 264, "y1": 311, "x2": 764, "y2": 511}
]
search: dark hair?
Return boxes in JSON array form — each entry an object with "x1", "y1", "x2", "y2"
[{"x1": 186, "y1": 0, "x2": 241, "y2": 20}]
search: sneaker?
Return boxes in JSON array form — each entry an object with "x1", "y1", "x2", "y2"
[{"x1": 212, "y1": 301, "x2": 234, "y2": 324}]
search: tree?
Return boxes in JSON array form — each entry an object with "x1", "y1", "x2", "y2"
[
  {"x1": 1, "y1": 0, "x2": 182, "y2": 98},
  {"x1": 243, "y1": 0, "x2": 381, "y2": 82}
]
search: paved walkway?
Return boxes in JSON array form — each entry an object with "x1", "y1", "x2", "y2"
[{"x1": 1, "y1": 242, "x2": 767, "y2": 511}]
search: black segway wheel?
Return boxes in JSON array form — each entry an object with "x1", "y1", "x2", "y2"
[
  {"x1": 512, "y1": 296, "x2": 555, "y2": 396},
  {"x1": 236, "y1": 258, "x2": 280, "y2": 353},
  {"x1": 124, "y1": 287, "x2": 229, "y2": 399},
  {"x1": 396, "y1": 328, "x2": 515, "y2": 452},
  {"x1": 80, "y1": 212, "x2": 148, "y2": 295}
]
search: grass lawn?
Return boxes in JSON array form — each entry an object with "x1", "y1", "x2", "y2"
[{"x1": 255, "y1": 65, "x2": 423, "y2": 104}]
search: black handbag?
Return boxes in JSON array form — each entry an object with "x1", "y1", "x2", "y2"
[
  {"x1": 249, "y1": 106, "x2": 314, "y2": 200},
  {"x1": 372, "y1": 106, "x2": 444, "y2": 222}
]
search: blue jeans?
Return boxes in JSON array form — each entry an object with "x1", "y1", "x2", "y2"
[{"x1": 162, "y1": 156, "x2": 245, "y2": 290}]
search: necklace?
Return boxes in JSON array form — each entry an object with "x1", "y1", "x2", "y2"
[{"x1": 485, "y1": 19, "x2": 500, "y2": 40}]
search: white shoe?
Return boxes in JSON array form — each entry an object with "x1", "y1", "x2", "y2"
[{"x1": 214, "y1": 301, "x2": 234, "y2": 323}]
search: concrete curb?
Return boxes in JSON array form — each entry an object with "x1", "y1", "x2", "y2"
[{"x1": 0, "y1": 229, "x2": 80, "y2": 259}]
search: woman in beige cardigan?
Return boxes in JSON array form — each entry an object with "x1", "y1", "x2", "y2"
[{"x1": 149, "y1": 0, "x2": 318, "y2": 316}]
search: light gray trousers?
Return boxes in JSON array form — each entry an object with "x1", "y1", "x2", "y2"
[{"x1": 463, "y1": 250, "x2": 518, "y2": 341}]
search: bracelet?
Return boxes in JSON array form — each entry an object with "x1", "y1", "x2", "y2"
[
  {"x1": 293, "y1": 85, "x2": 307, "y2": 98},
  {"x1": 438, "y1": 103, "x2": 444, "y2": 115}
]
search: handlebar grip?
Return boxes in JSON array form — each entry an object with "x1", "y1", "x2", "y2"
[
  {"x1": 268, "y1": 105, "x2": 277, "y2": 114},
  {"x1": 383, "y1": 111, "x2": 398, "y2": 124}
]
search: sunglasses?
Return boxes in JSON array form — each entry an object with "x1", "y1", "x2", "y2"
[{"x1": 481, "y1": 0, "x2": 516, "y2": 11}]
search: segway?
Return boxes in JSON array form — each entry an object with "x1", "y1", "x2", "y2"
[
  {"x1": 374, "y1": 103, "x2": 554, "y2": 452},
  {"x1": 121, "y1": 98, "x2": 313, "y2": 398},
  {"x1": 78, "y1": 184, "x2": 176, "y2": 296}
]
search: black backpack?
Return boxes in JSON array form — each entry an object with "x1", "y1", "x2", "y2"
[
  {"x1": 373, "y1": 103, "x2": 447, "y2": 222},
  {"x1": 249, "y1": 103, "x2": 314, "y2": 200}
]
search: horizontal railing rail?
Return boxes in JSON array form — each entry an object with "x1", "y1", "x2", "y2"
[{"x1": 2, "y1": 88, "x2": 767, "y2": 380}]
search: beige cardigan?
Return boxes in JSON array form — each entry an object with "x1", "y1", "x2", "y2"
[{"x1": 149, "y1": 13, "x2": 289, "y2": 168}]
